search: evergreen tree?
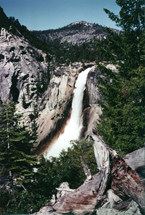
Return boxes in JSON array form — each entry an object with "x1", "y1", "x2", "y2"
[
  {"x1": 0, "y1": 101, "x2": 37, "y2": 183},
  {"x1": 0, "y1": 101, "x2": 37, "y2": 213},
  {"x1": 96, "y1": 0, "x2": 145, "y2": 155}
]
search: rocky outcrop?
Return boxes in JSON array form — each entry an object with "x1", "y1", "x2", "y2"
[
  {"x1": 96, "y1": 201, "x2": 142, "y2": 215},
  {"x1": 0, "y1": 27, "x2": 47, "y2": 121},
  {"x1": 124, "y1": 148, "x2": 145, "y2": 185},
  {"x1": 81, "y1": 66, "x2": 102, "y2": 138},
  {"x1": 81, "y1": 63, "x2": 118, "y2": 139}
]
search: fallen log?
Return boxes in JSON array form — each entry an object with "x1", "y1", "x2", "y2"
[
  {"x1": 53, "y1": 134, "x2": 145, "y2": 215},
  {"x1": 92, "y1": 134, "x2": 145, "y2": 214},
  {"x1": 53, "y1": 172, "x2": 106, "y2": 214},
  {"x1": 111, "y1": 155, "x2": 145, "y2": 212}
]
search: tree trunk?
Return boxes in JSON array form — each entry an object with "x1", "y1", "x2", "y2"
[{"x1": 53, "y1": 134, "x2": 145, "y2": 214}]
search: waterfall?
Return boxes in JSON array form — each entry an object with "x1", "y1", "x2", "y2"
[{"x1": 44, "y1": 67, "x2": 92, "y2": 159}]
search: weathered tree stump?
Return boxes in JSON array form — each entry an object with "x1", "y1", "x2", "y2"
[{"x1": 53, "y1": 134, "x2": 145, "y2": 214}]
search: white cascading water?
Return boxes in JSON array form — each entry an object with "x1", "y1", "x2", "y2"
[{"x1": 45, "y1": 67, "x2": 92, "y2": 159}]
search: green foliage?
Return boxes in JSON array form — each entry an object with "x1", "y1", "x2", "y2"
[
  {"x1": 96, "y1": 0, "x2": 145, "y2": 155},
  {"x1": 35, "y1": 139, "x2": 97, "y2": 201},
  {"x1": 0, "y1": 138, "x2": 96, "y2": 214},
  {"x1": 0, "y1": 180, "x2": 48, "y2": 214},
  {"x1": 0, "y1": 101, "x2": 37, "y2": 179},
  {"x1": 32, "y1": 21, "x2": 107, "y2": 64},
  {"x1": 0, "y1": 101, "x2": 38, "y2": 214},
  {"x1": 4, "y1": 189, "x2": 47, "y2": 214},
  {"x1": 0, "y1": 103, "x2": 97, "y2": 214},
  {"x1": 0, "y1": 7, "x2": 12, "y2": 30}
]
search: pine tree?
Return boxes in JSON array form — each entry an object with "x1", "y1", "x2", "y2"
[
  {"x1": 96, "y1": 0, "x2": 145, "y2": 155},
  {"x1": 0, "y1": 101, "x2": 38, "y2": 213},
  {"x1": 0, "y1": 101, "x2": 37, "y2": 184}
]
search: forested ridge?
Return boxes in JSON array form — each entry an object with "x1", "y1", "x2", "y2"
[
  {"x1": 0, "y1": 6, "x2": 103, "y2": 65},
  {"x1": 0, "y1": 0, "x2": 145, "y2": 214}
]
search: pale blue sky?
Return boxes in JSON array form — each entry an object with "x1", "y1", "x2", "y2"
[{"x1": 0, "y1": 0, "x2": 121, "y2": 30}]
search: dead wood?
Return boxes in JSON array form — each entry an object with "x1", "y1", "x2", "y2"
[
  {"x1": 52, "y1": 134, "x2": 145, "y2": 215},
  {"x1": 80, "y1": 155, "x2": 92, "y2": 181},
  {"x1": 53, "y1": 172, "x2": 106, "y2": 214},
  {"x1": 111, "y1": 155, "x2": 145, "y2": 213}
]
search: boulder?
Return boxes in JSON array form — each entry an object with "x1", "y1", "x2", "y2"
[
  {"x1": 124, "y1": 148, "x2": 145, "y2": 184},
  {"x1": 96, "y1": 201, "x2": 142, "y2": 215}
]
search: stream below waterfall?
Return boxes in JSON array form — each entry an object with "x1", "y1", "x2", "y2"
[{"x1": 44, "y1": 67, "x2": 93, "y2": 159}]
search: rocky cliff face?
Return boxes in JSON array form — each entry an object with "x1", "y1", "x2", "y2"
[
  {"x1": 0, "y1": 27, "x2": 48, "y2": 122},
  {"x1": 35, "y1": 64, "x2": 101, "y2": 156},
  {"x1": 81, "y1": 66, "x2": 102, "y2": 139},
  {"x1": 0, "y1": 9, "x2": 116, "y2": 158},
  {"x1": 35, "y1": 63, "x2": 84, "y2": 155},
  {"x1": 0, "y1": 27, "x2": 101, "y2": 156}
]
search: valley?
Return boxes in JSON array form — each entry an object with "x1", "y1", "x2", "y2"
[{"x1": 0, "y1": 3, "x2": 144, "y2": 215}]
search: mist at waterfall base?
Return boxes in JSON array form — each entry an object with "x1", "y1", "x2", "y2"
[{"x1": 44, "y1": 67, "x2": 93, "y2": 159}]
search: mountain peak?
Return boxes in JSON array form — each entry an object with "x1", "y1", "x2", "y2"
[
  {"x1": 32, "y1": 21, "x2": 107, "y2": 45},
  {"x1": 68, "y1": 21, "x2": 93, "y2": 27}
]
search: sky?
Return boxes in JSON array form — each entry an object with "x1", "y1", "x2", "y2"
[{"x1": 0, "y1": 0, "x2": 121, "y2": 31}]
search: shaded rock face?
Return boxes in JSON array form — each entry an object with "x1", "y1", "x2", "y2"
[
  {"x1": 0, "y1": 27, "x2": 47, "y2": 121},
  {"x1": 124, "y1": 147, "x2": 145, "y2": 185},
  {"x1": 81, "y1": 66, "x2": 102, "y2": 138},
  {"x1": 81, "y1": 63, "x2": 118, "y2": 139},
  {"x1": 35, "y1": 64, "x2": 84, "y2": 155}
]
